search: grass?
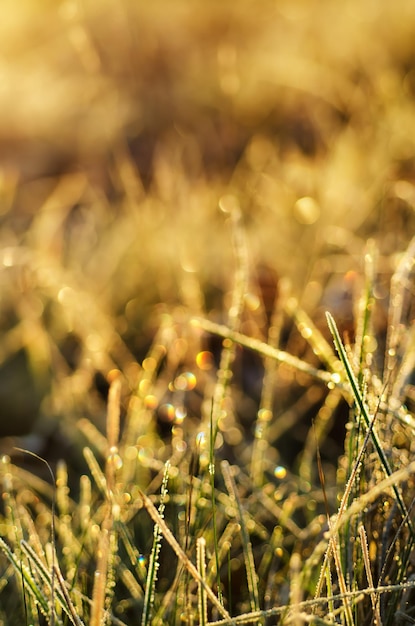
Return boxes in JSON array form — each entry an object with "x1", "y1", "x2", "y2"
[
  {"x1": 2, "y1": 233, "x2": 415, "y2": 626},
  {"x1": 1, "y1": 0, "x2": 415, "y2": 624}
]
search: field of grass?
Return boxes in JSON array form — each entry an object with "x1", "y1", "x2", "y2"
[{"x1": 1, "y1": 0, "x2": 415, "y2": 624}]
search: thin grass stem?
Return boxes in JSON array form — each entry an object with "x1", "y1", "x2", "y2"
[
  {"x1": 359, "y1": 525, "x2": 382, "y2": 626},
  {"x1": 197, "y1": 537, "x2": 208, "y2": 626},
  {"x1": 221, "y1": 461, "x2": 261, "y2": 622},
  {"x1": 141, "y1": 461, "x2": 170, "y2": 626},
  {"x1": 192, "y1": 318, "x2": 338, "y2": 386}
]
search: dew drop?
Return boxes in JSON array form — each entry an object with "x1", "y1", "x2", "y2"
[{"x1": 274, "y1": 466, "x2": 287, "y2": 480}]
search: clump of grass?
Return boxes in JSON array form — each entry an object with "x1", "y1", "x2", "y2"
[{"x1": 1, "y1": 230, "x2": 415, "y2": 625}]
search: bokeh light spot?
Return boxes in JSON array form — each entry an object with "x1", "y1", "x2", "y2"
[
  {"x1": 257, "y1": 408, "x2": 273, "y2": 422},
  {"x1": 196, "y1": 432, "x2": 207, "y2": 448},
  {"x1": 142, "y1": 357, "x2": 157, "y2": 372},
  {"x1": 85, "y1": 333, "x2": 102, "y2": 352},
  {"x1": 293, "y1": 196, "x2": 320, "y2": 225},
  {"x1": 244, "y1": 292, "x2": 261, "y2": 311},
  {"x1": 174, "y1": 372, "x2": 197, "y2": 391},
  {"x1": 107, "y1": 369, "x2": 121, "y2": 383},
  {"x1": 274, "y1": 466, "x2": 287, "y2": 480},
  {"x1": 138, "y1": 380, "x2": 150, "y2": 397},
  {"x1": 218, "y1": 194, "x2": 240, "y2": 215},
  {"x1": 107, "y1": 449, "x2": 123, "y2": 471},
  {"x1": 196, "y1": 351, "x2": 214, "y2": 371},
  {"x1": 144, "y1": 394, "x2": 158, "y2": 410},
  {"x1": 159, "y1": 403, "x2": 175, "y2": 422},
  {"x1": 175, "y1": 407, "x2": 187, "y2": 424}
]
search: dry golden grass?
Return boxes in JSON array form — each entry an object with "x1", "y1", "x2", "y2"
[{"x1": 1, "y1": 1, "x2": 415, "y2": 624}]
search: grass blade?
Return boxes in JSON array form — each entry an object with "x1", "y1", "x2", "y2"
[
  {"x1": 197, "y1": 537, "x2": 208, "y2": 626},
  {"x1": 221, "y1": 461, "x2": 261, "y2": 622},
  {"x1": 325, "y1": 311, "x2": 414, "y2": 538},
  {"x1": 141, "y1": 461, "x2": 170, "y2": 626}
]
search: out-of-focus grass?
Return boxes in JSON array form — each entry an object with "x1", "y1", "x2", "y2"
[
  {"x1": 1, "y1": 0, "x2": 415, "y2": 440},
  {"x1": 1, "y1": 0, "x2": 415, "y2": 624}
]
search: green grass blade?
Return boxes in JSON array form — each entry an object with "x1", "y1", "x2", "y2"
[
  {"x1": 21, "y1": 540, "x2": 84, "y2": 626},
  {"x1": 326, "y1": 311, "x2": 414, "y2": 538},
  {"x1": 0, "y1": 537, "x2": 50, "y2": 618}
]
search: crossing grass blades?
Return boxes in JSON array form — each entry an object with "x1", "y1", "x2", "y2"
[{"x1": 1, "y1": 237, "x2": 415, "y2": 624}]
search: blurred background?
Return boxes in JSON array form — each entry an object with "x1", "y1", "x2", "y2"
[{"x1": 1, "y1": 0, "x2": 415, "y2": 469}]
